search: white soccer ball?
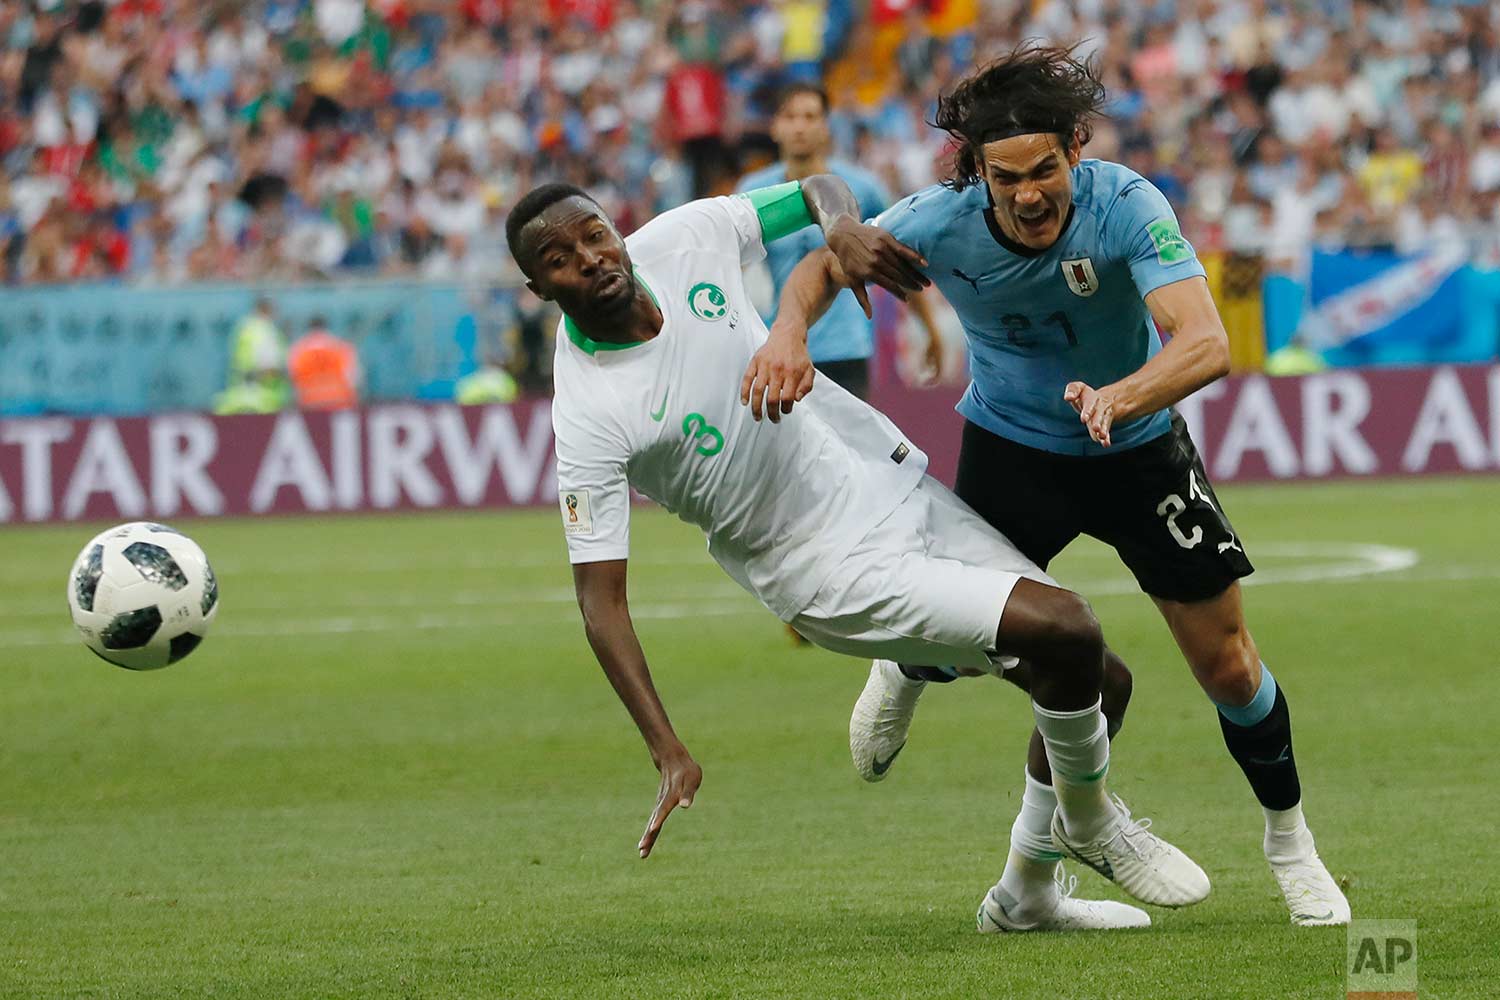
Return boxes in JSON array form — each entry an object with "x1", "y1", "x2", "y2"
[{"x1": 66, "y1": 522, "x2": 220, "y2": 670}]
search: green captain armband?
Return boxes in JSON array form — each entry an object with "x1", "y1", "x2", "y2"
[{"x1": 738, "y1": 181, "x2": 814, "y2": 243}]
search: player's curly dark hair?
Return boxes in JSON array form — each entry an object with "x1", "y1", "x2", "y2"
[{"x1": 934, "y1": 43, "x2": 1108, "y2": 191}]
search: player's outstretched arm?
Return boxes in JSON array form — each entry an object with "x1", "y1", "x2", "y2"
[
  {"x1": 572, "y1": 559, "x2": 702, "y2": 858},
  {"x1": 1064, "y1": 276, "x2": 1231, "y2": 447},
  {"x1": 799, "y1": 174, "x2": 930, "y2": 314},
  {"x1": 739, "y1": 249, "x2": 848, "y2": 422}
]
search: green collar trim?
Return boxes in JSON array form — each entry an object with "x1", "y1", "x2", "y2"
[{"x1": 562, "y1": 270, "x2": 661, "y2": 355}]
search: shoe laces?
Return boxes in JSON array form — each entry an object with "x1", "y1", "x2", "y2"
[
  {"x1": 1107, "y1": 794, "x2": 1165, "y2": 861},
  {"x1": 1053, "y1": 862, "x2": 1079, "y2": 902}
]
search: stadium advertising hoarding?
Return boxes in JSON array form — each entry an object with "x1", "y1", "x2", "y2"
[{"x1": 1, "y1": 365, "x2": 1498, "y2": 525}]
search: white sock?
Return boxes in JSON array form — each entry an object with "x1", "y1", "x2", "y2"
[
  {"x1": 1263, "y1": 801, "x2": 1315, "y2": 862},
  {"x1": 997, "y1": 769, "x2": 1062, "y2": 915},
  {"x1": 1033, "y1": 699, "x2": 1113, "y2": 841}
]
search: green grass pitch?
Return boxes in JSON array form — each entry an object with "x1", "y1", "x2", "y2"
[{"x1": 3, "y1": 477, "x2": 1497, "y2": 999}]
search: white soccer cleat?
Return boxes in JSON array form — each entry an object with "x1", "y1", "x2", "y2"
[
  {"x1": 976, "y1": 864, "x2": 1151, "y2": 933},
  {"x1": 849, "y1": 660, "x2": 924, "y2": 782},
  {"x1": 1267, "y1": 837, "x2": 1350, "y2": 926},
  {"x1": 1051, "y1": 794, "x2": 1211, "y2": 908}
]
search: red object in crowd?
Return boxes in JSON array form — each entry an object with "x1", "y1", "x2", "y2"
[
  {"x1": 69, "y1": 229, "x2": 129, "y2": 279},
  {"x1": 0, "y1": 116, "x2": 22, "y2": 158},
  {"x1": 547, "y1": 0, "x2": 615, "y2": 31},
  {"x1": 373, "y1": 0, "x2": 410, "y2": 28},
  {"x1": 462, "y1": 0, "x2": 500, "y2": 27},
  {"x1": 111, "y1": 0, "x2": 165, "y2": 18},
  {"x1": 662, "y1": 64, "x2": 725, "y2": 143},
  {"x1": 43, "y1": 143, "x2": 92, "y2": 179},
  {"x1": 870, "y1": 0, "x2": 926, "y2": 24}
]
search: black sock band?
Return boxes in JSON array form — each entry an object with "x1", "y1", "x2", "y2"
[
  {"x1": 897, "y1": 663, "x2": 959, "y2": 684},
  {"x1": 1218, "y1": 685, "x2": 1302, "y2": 811}
]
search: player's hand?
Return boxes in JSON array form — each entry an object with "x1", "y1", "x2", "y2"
[
  {"x1": 824, "y1": 217, "x2": 929, "y2": 317},
  {"x1": 1064, "y1": 381, "x2": 1117, "y2": 448},
  {"x1": 741, "y1": 328, "x2": 815, "y2": 423},
  {"x1": 639, "y1": 748, "x2": 702, "y2": 859}
]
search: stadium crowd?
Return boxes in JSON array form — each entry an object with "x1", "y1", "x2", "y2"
[{"x1": 2, "y1": 0, "x2": 1499, "y2": 289}]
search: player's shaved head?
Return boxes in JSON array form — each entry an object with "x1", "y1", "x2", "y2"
[
  {"x1": 507, "y1": 182, "x2": 637, "y2": 322},
  {"x1": 934, "y1": 43, "x2": 1106, "y2": 193},
  {"x1": 506, "y1": 183, "x2": 605, "y2": 277}
]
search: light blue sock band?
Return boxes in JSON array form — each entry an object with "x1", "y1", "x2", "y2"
[
  {"x1": 1218, "y1": 665, "x2": 1278, "y2": 728},
  {"x1": 1216, "y1": 663, "x2": 1277, "y2": 727}
]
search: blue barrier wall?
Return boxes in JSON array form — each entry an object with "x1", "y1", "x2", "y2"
[{"x1": 0, "y1": 282, "x2": 479, "y2": 416}]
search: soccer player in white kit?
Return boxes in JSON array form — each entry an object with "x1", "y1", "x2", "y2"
[{"x1": 510, "y1": 176, "x2": 1209, "y2": 930}]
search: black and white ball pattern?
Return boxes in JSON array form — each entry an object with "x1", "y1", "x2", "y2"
[{"x1": 66, "y1": 522, "x2": 220, "y2": 670}]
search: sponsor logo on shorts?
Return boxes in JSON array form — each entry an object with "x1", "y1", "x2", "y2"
[{"x1": 891, "y1": 442, "x2": 910, "y2": 464}]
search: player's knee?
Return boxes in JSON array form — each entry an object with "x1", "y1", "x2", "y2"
[
  {"x1": 1198, "y1": 628, "x2": 1259, "y2": 706},
  {"x1": 1046, "y1": 591, "x2": 1104, "y2": 678}
]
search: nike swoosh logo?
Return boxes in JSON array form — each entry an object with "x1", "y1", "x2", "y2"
[
  {"x1": 1079, "y1": 854, "x2": 1114, "y2": 881},
  {"x1": 870, "y1": 742, "x2": 905, "y2": 776},
  {"x1": 1299, "y1": 909, "x2": 1336, "y2": 922},
  {"x1": 649, "y1": 387, "x2": 669, "y2": 422}
]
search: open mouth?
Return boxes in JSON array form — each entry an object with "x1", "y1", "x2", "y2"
[
  {"x1": 1015, "y1": 208, "x2": 1052, "y2": 236},
  {"x1": 594, "y1": 272, "x2": 628, "y2": 298}
]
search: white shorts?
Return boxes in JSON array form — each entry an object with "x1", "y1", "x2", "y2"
[{"x1": 790, "y1": 475, "x2": 1055, "y2": 672}]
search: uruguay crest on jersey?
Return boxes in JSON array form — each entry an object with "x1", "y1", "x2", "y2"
[{"x1": 1062, "y1": 257, "x2": 1099, "y2": 297}]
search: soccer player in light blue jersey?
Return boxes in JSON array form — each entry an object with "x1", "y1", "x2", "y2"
[
  {"x1": 736, "y1": 83, "x2": 942, "y2": 402},
  {"x1": 769, "y1": 46, "x2": 1349, "y2": 929}
]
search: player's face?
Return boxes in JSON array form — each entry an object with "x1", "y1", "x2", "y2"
[
  {"x1": 522, "y1": 198, "x2": 635, "y2": 315},
  {"x1": 771, "y1": 92, "x2": 830, "y2": 160},
  {"x1": 980, "y1": 133, "x2": 1082, "y2": 251}
]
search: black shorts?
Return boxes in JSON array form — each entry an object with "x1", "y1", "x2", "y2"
[
  {"x1": 952, "y1": 412, "x2": 1254, "y2": 603},
  {"x1": 816, "y1": 358, "x2": 870, "y2": 402}
]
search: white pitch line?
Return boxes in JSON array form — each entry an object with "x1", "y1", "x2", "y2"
[
  {"x1": 0, "y1": 597, "x2": 767, "y2": 648},
  {"x1": 1, "y1": 542, "x2": 1429, "y2": 649}
]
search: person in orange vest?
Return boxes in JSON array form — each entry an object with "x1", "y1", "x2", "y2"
[{"x1": 287, "y1": 316, "x2": 362, "y2": 410}]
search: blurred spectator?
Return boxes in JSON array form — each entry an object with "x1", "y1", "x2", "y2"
[
  {"x1": 215, "y1": 296, "x2": 288, "y2": 414},
  {"x1": 288, "y1": 313, "x2": 361, "y2": 410},
  {"x1": 2, "y1": 0, "x2": 1499, "y2": 292}
]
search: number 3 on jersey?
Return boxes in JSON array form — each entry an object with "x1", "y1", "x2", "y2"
[{"x1": 682, "y1": 412, "x2": 724, "y2": 457}]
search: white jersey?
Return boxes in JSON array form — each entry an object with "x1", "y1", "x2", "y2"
[{"x1": 552, "y1": 195, "x2": 928, "y2": 621}]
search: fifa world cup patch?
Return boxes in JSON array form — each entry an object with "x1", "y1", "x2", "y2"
[
  {"x1": 1147, "y1": 218, "x2": 1194, "y2": 265},
  {"x1": 1061, "y1": 257, "x2": 1099, "y2": 297},
  {"x1": 560, "y1": 489, "x2": 594, "y2": 535}
]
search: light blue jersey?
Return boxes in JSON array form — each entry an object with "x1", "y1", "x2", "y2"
[
  {"x1": 875, "y1": 159, "x2": 1206, "y2": 456},
  {"x1": 737, "y1": 160, "x2": 891, "y2": 363}
]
